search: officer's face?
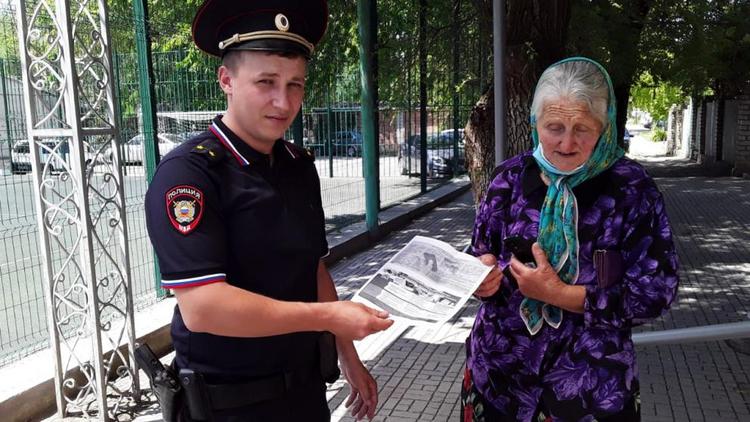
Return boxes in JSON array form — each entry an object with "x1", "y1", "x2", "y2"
[{"x1": 219, "y1": 52, "x2": 307, "y2": 150}]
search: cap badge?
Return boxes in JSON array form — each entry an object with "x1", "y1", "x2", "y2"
[
  {"x1": 166, "y1": 185, "x2": 204, "y2": 235},
  {"x1": 275, "y1": 14, "x2": 290, "y2": 32}
]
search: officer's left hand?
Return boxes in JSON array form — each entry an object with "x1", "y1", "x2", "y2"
[{"x1": 340, "y1": 357, "x2": 379, "y2": 420}]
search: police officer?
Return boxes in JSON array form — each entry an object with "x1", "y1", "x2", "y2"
[{"x1": 144, "y1": 1, "x2": 393, "y2": 420}]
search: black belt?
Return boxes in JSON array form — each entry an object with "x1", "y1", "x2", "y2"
[{"x1": 203, "y1": 365, "x2": 321, "y2": 410}]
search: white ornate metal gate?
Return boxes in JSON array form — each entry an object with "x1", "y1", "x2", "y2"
[{"x1": 14, "y1": 0, "x2": 137, "y2": 419}]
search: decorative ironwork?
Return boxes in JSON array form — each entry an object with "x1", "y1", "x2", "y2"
[{"x1": 15, "y1": 0, "x2": 138, "y2": 419}]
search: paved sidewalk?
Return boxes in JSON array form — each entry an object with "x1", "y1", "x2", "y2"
[
  {"x1": 55, "y1": 149, "x2": 750, "y2": 421},
  {"x1": 634, "y1": 175, "x2": 750, "y2": 421},
  {"x1": 326, "y1": 189, "x2": 478, "y2": 422},
  {"x1": 323, "y1": 164, "x2": 750, "y2": 420}
]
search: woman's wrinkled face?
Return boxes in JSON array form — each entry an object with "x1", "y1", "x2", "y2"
[{"x1": 537, "y1": 98, "x2": 603, "y2": 171}]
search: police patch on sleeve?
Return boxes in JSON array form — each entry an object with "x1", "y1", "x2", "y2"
[{"x1": 165, "y1": 185, "x2": 204, "y2": 235}]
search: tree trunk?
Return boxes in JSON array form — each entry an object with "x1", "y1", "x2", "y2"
[
  {"x1": 614, "y1": 84, "x2": 630, "y2": 147},
  {"x1": 464, "y1": 0, "x2": 571, "y2": 208},
  {"x1": 465, "y1": 84, "x2": 495, "y2": 206}
]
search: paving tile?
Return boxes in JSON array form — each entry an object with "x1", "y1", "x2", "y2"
[
  {"x1": 96, "y1": 168, "x2": 747, "y2": 422},
  {"x1": 326, "y1": 176, "x2": 750, "y2": 421}
]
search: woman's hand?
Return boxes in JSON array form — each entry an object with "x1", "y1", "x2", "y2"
[
  {"x1": 508, "y1": 243, "x2": 565, "y2": 303},
  {"x1": 474, "y1": 254, "x2": 502, "y2": 298},
  {"x1": 340, "y1": 355, "x2": 379, "y2": 420},
  {"x1": 509, "y1": 243, "x2": 585, "y2": 313}
]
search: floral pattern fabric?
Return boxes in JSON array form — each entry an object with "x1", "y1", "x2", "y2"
[{"x1": 466, "y1": 153, "x2": 678, "y2": 421}]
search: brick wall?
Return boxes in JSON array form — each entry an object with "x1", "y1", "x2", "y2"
[{"x1": 736, "y1": 94, "x2": 750, "y2": 175}]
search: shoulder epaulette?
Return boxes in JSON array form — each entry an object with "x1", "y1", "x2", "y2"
[
  {"x1": 192, "y1": 139, "x2": 226, "y2": 165},
  {"x1": 282, "y1": 140, "x2": 315, "y2": 162}
]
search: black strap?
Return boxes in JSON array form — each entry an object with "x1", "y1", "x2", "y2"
[{"x1": 205, "y1": 365, "x2": 320, "y2": 410}]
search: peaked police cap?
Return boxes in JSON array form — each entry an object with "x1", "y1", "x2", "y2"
[{"x1": 192, "y1": 0, "x2": 328, "y2": 58}]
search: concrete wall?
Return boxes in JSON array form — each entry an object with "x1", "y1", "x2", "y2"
[
  {"x1": 666, "y1": 105, "x2": 677, "y2": 155},
  {"x1": 667, "y1": 103, "x2": 690, "y2": 158},
  {"x1": 701, "y1": 101, "x2": 718, "y2": 163},
  {"x1": 681, "y1": 99, "x2": 693, "y2": 159}
]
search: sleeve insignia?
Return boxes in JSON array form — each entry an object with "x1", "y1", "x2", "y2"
[{"x1": 165, "y1": 185, "x2": 204, "y2": 235}]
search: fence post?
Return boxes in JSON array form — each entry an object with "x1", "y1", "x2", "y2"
[
  {"x1": 133, "y1": 0, "x2": 164, "y2": 297},
  {"x1": 419, "y1": 0, "x2": 428, "y2": 192},
  {"x1": 111, "y1": 53, "x2": 127, "y2": 176},
  {"x1": 357, "y1": 0, "x2": 380, "y2": 234},
  {"x1": 326, "y1": 87, "x2": 334, "y2": 177},
  {"x1": 452, "y1": 0, "x2": 460, "y2": 176},
  {"x1": 0, "y1": 57, "x2": 12, "y2": 170},
  {"x1": 407, "y1": 63, "x2": 412, "y2": 176},
  {"x1": 292, "y1": 110, "x2": 303, "y2": 147}
]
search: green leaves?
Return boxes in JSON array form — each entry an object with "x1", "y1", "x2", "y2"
[
  {"x1": 640, "y1": 0, "x2": 750, "y2": 97},
  {"x1": 629, "y1": 72, "x2": 685, "y2": 122}
]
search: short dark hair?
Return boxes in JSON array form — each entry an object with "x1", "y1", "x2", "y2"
[{"x1": 221, "y1": 49, "x2": 308, "y2": 72}]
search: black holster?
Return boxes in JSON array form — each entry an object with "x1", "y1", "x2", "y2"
[
  {"x1": 179, "y1": 368, "x2": 213, "y2": 421},
  {"x1": 134, "y1": 343, "x2": 182, "y2": 422},
  {"x1": 319, "y1": 331, "x2": 341, "y2": 383}
]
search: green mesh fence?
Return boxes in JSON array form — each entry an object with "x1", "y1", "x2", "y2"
[{"x1": 0, "y1": 0, "x2": 487, "y2": 366}]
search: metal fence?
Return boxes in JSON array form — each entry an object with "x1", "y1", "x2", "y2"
[{"x1": 0, "y1": 0, "x2": 488, "y2": 366}]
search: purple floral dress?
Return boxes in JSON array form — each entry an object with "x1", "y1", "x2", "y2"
[{"x1": 464, "y1": 153, "x2": 679, "y2": 421}]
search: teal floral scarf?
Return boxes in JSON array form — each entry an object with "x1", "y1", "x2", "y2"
[{"x1": 520, "y1": 57, "x2": 625, "y2": 335}]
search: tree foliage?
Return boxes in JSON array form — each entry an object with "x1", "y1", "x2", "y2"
[
  {"x1": 629, "y1": 72, "x2": 685, "y2": 122},
  {"x1": 639, "y1": 0, "x2": 750, "y2": 98},
  {"x1": 0, "y1": 5, "x2": 18, "y2": 60},
  {"x1": 566, "y1": 0, "x2": 653, "y2": 138}
]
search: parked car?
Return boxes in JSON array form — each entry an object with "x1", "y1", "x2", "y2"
[
  {"x1": 329, "y1": 130, "x2": 363, "y2": 157},
  {"x1": 11, "y1": 139, "x2": 49, "y2": 174},
  {"x1": 110, "y1": 132, "x2": 183, "y2": 164},
  {"x1": 398, "y1": 129, "x2": 466, "y2": 177},
  {"x1": 10, "y1": 138, "x2": 95, "y2": 174},
  {"x1": 622, "y1": 128, "x2": 632, "y2": 152}
]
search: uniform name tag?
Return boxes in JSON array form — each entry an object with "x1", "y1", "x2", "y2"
[{"x1": 166, "y1": 185, "x2": 204, "y2": 235}]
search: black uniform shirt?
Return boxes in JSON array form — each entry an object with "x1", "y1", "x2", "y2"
[{"x1": 145, "y1": 116, "x2": 328, "y2": 381}]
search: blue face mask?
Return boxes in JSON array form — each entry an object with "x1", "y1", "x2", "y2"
[{"x1": 532, "y1": 143, "x2": 585, "y2": 177}]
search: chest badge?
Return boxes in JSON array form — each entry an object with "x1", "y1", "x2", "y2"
[{"x1": 165, "y1": 185, "x2": 204, "y2": 235}]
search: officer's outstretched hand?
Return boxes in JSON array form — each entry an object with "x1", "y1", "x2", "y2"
[{"x1": 328, "y1": 301, "x2": 393, "y2": 340}]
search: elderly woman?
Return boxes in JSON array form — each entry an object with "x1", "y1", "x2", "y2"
[{"x1": 461, "y1": 57, "x2": 679, "y2": 421}]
